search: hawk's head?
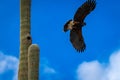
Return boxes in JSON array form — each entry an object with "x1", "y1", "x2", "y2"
[{"x1": 63, "y1": 19, "x2": 73, "y2": 32}]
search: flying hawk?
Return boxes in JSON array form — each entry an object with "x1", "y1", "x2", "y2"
[{"x1": 63, "y1": 0, "x2": 96, "y2": 52}]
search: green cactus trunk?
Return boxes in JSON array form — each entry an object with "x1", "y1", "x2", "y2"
[
  {"x1": 18, "y1": 0, "x2": 32, "y2": 80},
  {"x1": 18, "y1": 0, "x2": 39, "y2": 80},
  {"x1": 28, "y1": 44, "x2": 39, "y2": 80}
]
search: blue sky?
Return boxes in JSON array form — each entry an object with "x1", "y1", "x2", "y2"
[{"x1": 0, "y1": 0, "x2": 120, "y2": 80}]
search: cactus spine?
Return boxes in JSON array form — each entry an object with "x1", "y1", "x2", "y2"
[
  {"x1": 18, "y1": 0, "x2": 39, "y2": 80},
  {"x1": 28, "y1": 44, "x2": 39, "y2": 80}
]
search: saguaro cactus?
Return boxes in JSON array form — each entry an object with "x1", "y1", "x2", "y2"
[
  {"x1": 18, "y1": 0, "x2": 39, "y2": 79},
  {"x1": 19, "y1": 0, "x2": 31, "y2": 80},
  {"x1": 28, "y1": 44, "x2": 39, "y2": 80}
]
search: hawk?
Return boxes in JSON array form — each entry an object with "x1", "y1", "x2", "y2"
[{"x1": 63, "y1": 0, "x2": 96, "y2": 52}]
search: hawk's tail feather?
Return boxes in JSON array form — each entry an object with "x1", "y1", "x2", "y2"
[
  {"x1": 74, "y1": 39, "x2": 86, "y2": 52},
  {"x1": 77, "y1": 42, "x2": 86, "y2": 52},
  {"x1": 70, "y1": 28, "x2": 86, "y2": 52}
]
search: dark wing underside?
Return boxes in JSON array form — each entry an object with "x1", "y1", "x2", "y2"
[
  {"x1": 74, "y1": 0, "x2": 96, "y2": 23},
  {"x1": 70, "y1": 28, "x2": 86, "y2": 52}
]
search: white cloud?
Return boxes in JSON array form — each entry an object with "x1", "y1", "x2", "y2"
[
  {"x1": 106, "y1": 51, "x2": 120, "y2": 80},
  {"x1": 40, "y1": 58, "x2": 60, "y2": 80},
  {"x1": 43, "y1": 66, "x2": 56, "y2": 74},
  {"x1": 40, "y1": 58, "x2": 56, "y2": 75},
  {"x1": 77, "y1": 61, "x2": 103, "y2": 80},
  {"x1": 76, "y1": 50, "x2": 120, "y2": 80},
  {"x1": 0, "y1": 52, "x2": 18, "y2": 80}
]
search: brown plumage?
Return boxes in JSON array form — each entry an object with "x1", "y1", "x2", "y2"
[{"x1": 63, "y1": 0, "x2": 96, "y2": 52}]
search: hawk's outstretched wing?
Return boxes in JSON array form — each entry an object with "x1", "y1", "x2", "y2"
[
  {"x1": 70, "y1": 28, "x2": 86, "y2": 52},
  {"x1": 74, "y1": 0, "x2": 96, "y2": 23}
]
